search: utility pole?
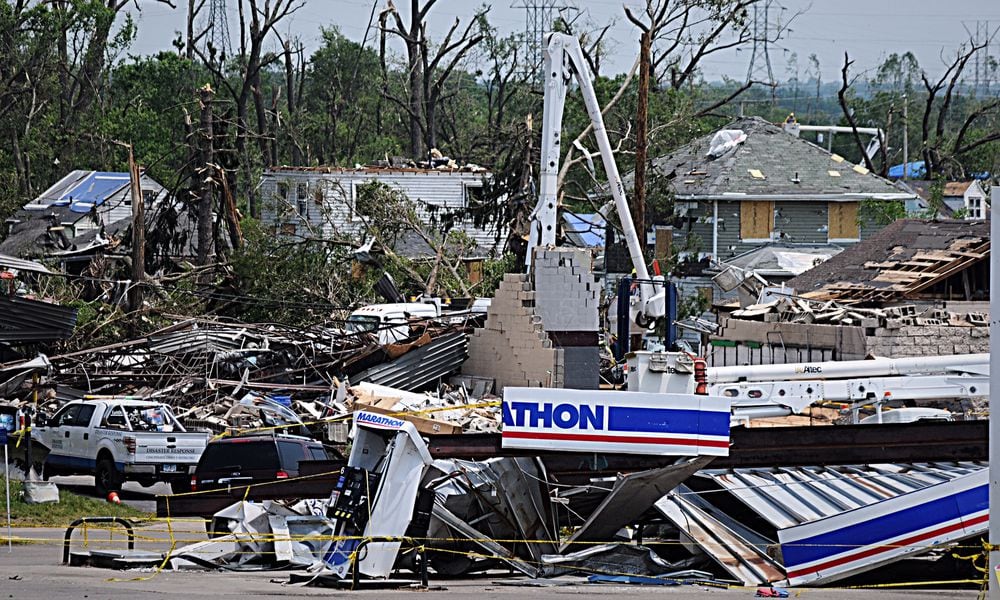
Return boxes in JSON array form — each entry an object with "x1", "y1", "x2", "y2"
[
  {"x1": 632, "y1": 28, "x2": 651, "y2": 257},
  {"x1": 902, "y1": 93, "x2": 909, "y2": 180},
  {"x1": 127, "y1": 146, "x2": 145, "y2": 313}
]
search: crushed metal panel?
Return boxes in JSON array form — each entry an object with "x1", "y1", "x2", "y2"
[
  {"x1": 502, "y1": 387, "x2": 731, "y2": 456},
  {"x1": 541, "y1": 543, "x2": 691, "y2": 577},
  {"x1": 655, "y1": 490, "x2": 785, "y2": 585},
  {"x1": 431, "y1": 499, "x2": 541, "y2": 577},
  {"x1": 700, "y1": 463, "x2": 986, "y2": 530},
  {"x1": 354, "y1": 332, "x2": 469, "y2": 391},
  {"x1": 0, "y1": 296, "x2": 78, "y2": 342},
  {"x1": 562, "y1": 456, "x2": 713, "y2": 549},
  {"x1": 779, "y1": 468, "x2": 987, "y2": 586},
  {"x1": 487, "y1": 457, "x2": 558, "y2": 561}
]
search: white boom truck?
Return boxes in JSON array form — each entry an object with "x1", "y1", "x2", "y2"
[
  {"x1": 629, "y1": 351, "x2": 990, "y2": 424},
  {"x1": 530, "y1": 33, "x2": 988, "y2": 425},
  {"x1": 34, "y1": 398, "x2": 209, "y2": 495},
  {"x1": 528, "y1": 32, "x2": 666, "y2": 328}
]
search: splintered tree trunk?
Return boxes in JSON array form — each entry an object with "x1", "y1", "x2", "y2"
[
  {"x1": 127, "y1": 145, "x2": 145, "y2": 313},
  {"x1": 197, "y1": 85, "x2": 215, "y2": 268}
]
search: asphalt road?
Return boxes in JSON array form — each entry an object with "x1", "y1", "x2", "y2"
[{"x1": 0, "y1": 521, "x2": 983, "y2": 600}]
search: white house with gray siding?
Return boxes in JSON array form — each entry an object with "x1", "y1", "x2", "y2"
[{"x1": 259, "y1": 166, "x2": 504, "y2": 255}]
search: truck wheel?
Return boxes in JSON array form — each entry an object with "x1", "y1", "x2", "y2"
[{"x1": 95, "y1": 458, "x2": 122, "y2": 497}]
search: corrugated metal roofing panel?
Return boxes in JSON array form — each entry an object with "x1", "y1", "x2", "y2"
[
  {"x1": 698, "y1": 462, "x2": 987, "y2": 530},
  {"x1": 0, "y1": 254, "x2": 52, "y2": 274},
  {"x1": 354, "y1": 332, "x2": 468, "y2": 391},
  {"x1": 0, "y1": 296, "x2": 78, "y2": 342}
]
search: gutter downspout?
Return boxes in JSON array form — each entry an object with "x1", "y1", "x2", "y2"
[{"x1": 712, "y1": 200, "x2": 719, "y2": 259}]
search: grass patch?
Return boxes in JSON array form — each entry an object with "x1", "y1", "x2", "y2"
[{"x1": 0, "y1": 477, "x2": 152, "y2": 527}]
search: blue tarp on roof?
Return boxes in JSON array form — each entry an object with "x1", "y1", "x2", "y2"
[
  {"x1": 57, "y1": 171, "x2": 131, "y2": 213},
  {"x1": 887, "y1": 161, "x2": 926, "y2": 179},
  {"x1": 563, "y1": 212, "x2": 606, "y2": 247}
]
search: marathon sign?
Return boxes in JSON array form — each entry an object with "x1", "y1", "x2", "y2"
[
  {"x1": 501, "y1": 388, "x2": 731, "y2": 456},
  {"x1": 354, "y1": 410, "x2": 406, "y2": 431}
]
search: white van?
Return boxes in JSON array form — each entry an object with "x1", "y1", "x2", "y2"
[{"x1": 345, "y1": 302, "x2": 440, "y2": 345}]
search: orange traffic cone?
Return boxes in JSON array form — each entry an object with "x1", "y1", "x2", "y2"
[{"x1": 107, "y1": 491, "x2": 121, "y2": 504}]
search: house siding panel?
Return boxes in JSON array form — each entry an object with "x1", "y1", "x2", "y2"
[{"x1": 683, "y1": 200, "x2": 868, "y2": 260}]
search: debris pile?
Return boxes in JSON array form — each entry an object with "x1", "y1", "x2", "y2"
[
  {"x1": 0, "y1": 314, "x2": 483, "y2": 436},
  {"x1": 731, "y1": 299, "x2": 988, "y2": 328}
]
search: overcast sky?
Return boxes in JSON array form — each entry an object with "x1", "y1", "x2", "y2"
[{"x1": 124, "y1": 0, "x2": 1000, "y2": 84}]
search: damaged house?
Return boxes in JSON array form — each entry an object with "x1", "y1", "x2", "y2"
[
  {"x1": 1, "y1": 170, "x2": 171, "y2": 268},
  {"x1": 620, "y1": 116, "x2": 916, "y2": 265},
  {"x1": 259, "y1": 165, "x2": 505, "y2": 258},
  {"x1": 711, "y1": 219, "x2": 990, "y2": 365}
]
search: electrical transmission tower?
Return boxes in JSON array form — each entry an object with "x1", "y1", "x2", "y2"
[
  {"x1": 964, "y1": 20, "x2": 998, "y2": 96},
  {"x1": 205, "y1": 0, "x2": 232, "y2": 63},
  {"x1": 746, "y1": 0, "x2": 776, "y2": 89},
  {"x1": 513, "y1": 0, "x2": 575, "y2": 83}
]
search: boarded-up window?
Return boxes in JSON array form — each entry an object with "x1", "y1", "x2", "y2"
[
  {"x1": 740, "y1": 201, "x2": 773, "y2": 241},
  {"x1": 828, "y1": 201, "x2": 859, "y2": 240},
  {"x1": 466, "y1": 260, "x2": 483, "y2": 284}
]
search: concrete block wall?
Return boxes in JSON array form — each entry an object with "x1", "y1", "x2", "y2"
[
  {"x1": 865, "y1": 325, "x2": 988, "y2": 357},
  {"x1": 712, "y1": 317, "x2": 988, "y2": 366},
  {"x1": 463, "y1": 248, "x2": 601, "y2": 392},
  {"x1": 464, "y1": 273, "x2": 564, "y2": 390},
  {"x1": 533, "y1": 248, "x2": 600, "y2": 332}
]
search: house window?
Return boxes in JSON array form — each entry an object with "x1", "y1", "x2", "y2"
[
  {"x1": 739, "y1": 201, "x2": 773, "y2": 242},
  {"x1": 968, "y1": 196, "x2": 983, "y2": 220},
  {"x1": 275, "y1": 181, "x2": 290, "y2": 215},
  {"x1": 463, "y1": 182, "x2": 485, "y2": 208},
  {"x1": 295, "y1": 182, "x2": 309, "y2": 218},
  {"x1": 280, "y1": 222, "x2": 296, "y2": 236},
  {"x1": 828, "y1": 201, "x2": 860, "y2": 241}
]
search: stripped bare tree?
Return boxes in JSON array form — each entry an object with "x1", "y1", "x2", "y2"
[{"x1": 381, "y1": 0, "x2": 488, "y2": 160}]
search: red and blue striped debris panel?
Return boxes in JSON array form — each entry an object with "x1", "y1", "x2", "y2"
[
  {"x1": 501, "y1": 388, "x2": 731, "y2": 456},
  {"x1": 778, "y1": 468, "x2": 987, "y2": 586}
]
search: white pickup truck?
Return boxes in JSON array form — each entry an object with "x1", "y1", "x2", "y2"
[{"x1": 35, "y1": 398, "x2": 209, "y2": 495}]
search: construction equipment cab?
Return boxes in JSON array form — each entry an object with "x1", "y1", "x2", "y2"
[{"x1": 345, "y1": 302, "x2": 440, "y2": 345}]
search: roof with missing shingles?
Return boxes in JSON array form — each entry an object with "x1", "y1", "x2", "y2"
[{"x1": 625, "y1": 116, "x2": 914, "y2": 201}]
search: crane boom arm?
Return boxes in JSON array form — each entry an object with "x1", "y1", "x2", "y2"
[{"x1": 531, "y1": 33, "x2": 664, "y2": 323}]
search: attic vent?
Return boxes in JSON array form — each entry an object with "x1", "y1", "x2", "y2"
[
  {"x1": 852, "y1": 164, "x2": 870, "y2": 175},
  {"x1": 828, "y1": 170, "x2": 841, "y2": 177},
  {"x1": 830, "y1": 154, "x2": 845, "y2": 163},
  {"x1": 748, "y1": 169, "x2": 766, "y2": 179}
]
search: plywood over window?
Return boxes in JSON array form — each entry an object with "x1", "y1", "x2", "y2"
[
  {"x1": 740, "y1": 201, "x2": 774, "y2": 241},
  {"x1": 828, "y1": 201, "x2": 860, "y2": 241}
]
